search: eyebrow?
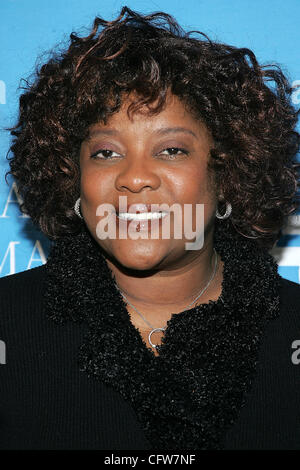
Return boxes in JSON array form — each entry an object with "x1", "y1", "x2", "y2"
[{"x1": 87, "y1": 126, "x2": 198, "y2": 139}]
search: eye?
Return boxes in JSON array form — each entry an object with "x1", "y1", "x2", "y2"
[
  {"x1": 157, "y1": 147, "x2": 189, "y2": 158},
  {"x1": 90, "y1": 149, "x2": 121, "y2": 159}
]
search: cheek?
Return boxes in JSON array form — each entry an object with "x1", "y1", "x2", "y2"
[
  {"x1": 172, "y1": 164, "x2": 213, "y2": 204},
  {"x1": 80, "y1": 169, "x2": 109, "y2": 205},
  {"x1": 80, "y1": 170, "x2": 114, "y2": 237}
]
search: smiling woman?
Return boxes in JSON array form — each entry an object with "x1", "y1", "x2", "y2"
[{"x1": 1, "y1": 5, "x2": 300, "y2": 450}]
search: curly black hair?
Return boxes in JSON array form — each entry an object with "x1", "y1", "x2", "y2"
[{"x1": 5, "y1": 6, "x2": 300, "y2": 249}]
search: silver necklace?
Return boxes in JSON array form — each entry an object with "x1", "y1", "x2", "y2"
[{"x1": 116, "y1": 248, "x2": 219, "y2": 350}]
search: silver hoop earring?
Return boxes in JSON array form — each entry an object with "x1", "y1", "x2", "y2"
[
  {"x1": 74, "y1": 197, "x2": 83, "y2": 219},
  {"x1": 216, "y1": 200, "x2": 232, "y2": 220}
]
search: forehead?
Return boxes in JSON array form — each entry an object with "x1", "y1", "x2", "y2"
[{"x1": 88, "y1": 92, "x2": 213, "y2": 143}]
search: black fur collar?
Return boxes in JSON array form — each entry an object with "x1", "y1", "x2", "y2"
[{"x1": 44, "y1": 218, "x2": 281, "y2": 449}]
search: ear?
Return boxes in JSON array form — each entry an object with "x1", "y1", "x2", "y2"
[{"x1": 218, "y1": 190, "x2": 225, "y2": 201}]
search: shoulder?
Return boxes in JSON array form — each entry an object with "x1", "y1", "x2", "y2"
[
  {"x1": 267, "y1": 277, "x2": 300, "y2": 355},
  {"x1": 278, "y1": 275, "x2": 300, "y2": 295},
  {"x1": 0, "y1": 264, "x2": 46, "y2": 289},
  {"x1": 0, "y1": 265, "x2": 46, "y2": 318},
  {"x1": 278, "y1": 276, "x2": 300, "y2": 317}
]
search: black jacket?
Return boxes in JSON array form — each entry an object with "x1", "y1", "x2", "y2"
[{"x1": 0, "y1": 264, "x2": 300, "y2": 450}]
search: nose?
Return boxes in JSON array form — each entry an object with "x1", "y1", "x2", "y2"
[{"x1": 114, "y1": 157, "x2": 161, "y2": 193}]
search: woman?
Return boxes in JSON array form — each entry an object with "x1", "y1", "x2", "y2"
[{"x1": 1, "y1": 6, "x2": 300, "y2": 450}]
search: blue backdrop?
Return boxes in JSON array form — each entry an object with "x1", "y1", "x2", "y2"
[{"x1": 0, "y1": 0, "x2": 299, "y2": 281}]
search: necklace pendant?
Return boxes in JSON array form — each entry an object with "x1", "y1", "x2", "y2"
[{"x1": 148, "y1": 327, "x2": 165, "y2": 349}]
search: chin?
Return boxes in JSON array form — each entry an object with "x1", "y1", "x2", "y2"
[{"x1": 108, "y1": 239, "x2": 170, "y2": 272}]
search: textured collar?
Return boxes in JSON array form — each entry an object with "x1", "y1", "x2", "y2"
[{"x1": 44, "y1": 218, "x2": 281, "y2": 449}]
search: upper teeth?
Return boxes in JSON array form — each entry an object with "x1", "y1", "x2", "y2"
[{"x1": 117, "y1": 211, "x2": 168, "y2": 220}]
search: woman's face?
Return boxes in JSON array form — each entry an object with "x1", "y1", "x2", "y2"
[{"x1": 79, "y1": 92, "x2": 218, "y2": 271}]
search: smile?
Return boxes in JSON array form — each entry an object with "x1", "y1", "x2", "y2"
[{"x1": 117, "y1": 211, "x2": 169, "y2": 221}]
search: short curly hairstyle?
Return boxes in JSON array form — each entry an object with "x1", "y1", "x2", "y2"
[{"x1": 6, "y1": 6, "x2": 300, "y2": 249}]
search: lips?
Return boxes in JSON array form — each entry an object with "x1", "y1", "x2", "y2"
[
  {"x1": 116, "y1": 203, "x2": 168, "y2": 221},
  {"x1": 116, "y1": 203, "x2": 167, "y2": 215},
  {"x1": 117, "y1": 212, "x2": 168, "y2": 221}
]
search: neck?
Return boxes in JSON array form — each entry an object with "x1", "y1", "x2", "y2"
[{"x1": 104, "y1": 239, "x2": 223, "y2": 321}]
